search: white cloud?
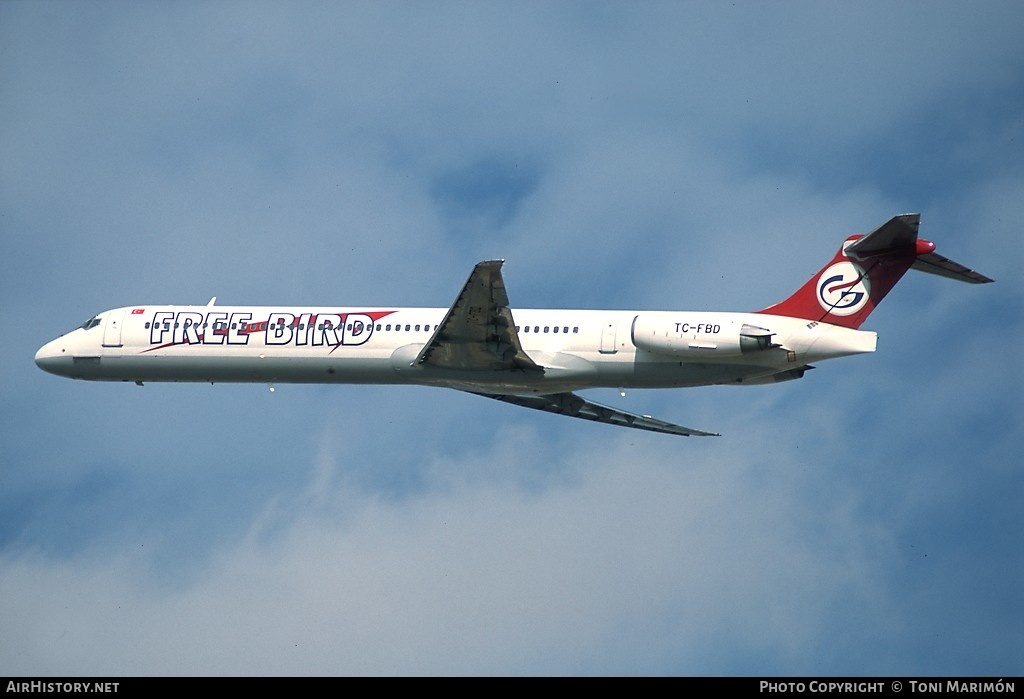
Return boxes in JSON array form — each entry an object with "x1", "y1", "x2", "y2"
[{"x1": 1, "y1": 428, "x2": 903, "y2": 675}]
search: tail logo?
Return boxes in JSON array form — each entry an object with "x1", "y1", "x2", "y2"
[{"x1": 817, "y1": 262, "x2": 870, "y2": 316}]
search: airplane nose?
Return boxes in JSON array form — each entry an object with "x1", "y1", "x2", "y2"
[{"x1": 35, "y1": 339, "x2": 71, "y2": 376}]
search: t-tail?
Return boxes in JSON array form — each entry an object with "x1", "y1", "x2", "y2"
[{"x1": 756, "y1": 213, "x2": 993, "y2": 329}]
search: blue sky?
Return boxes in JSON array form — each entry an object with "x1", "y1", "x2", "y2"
[{"x1": 2, "y1": 1, "x2": 1021, "y2": 676}]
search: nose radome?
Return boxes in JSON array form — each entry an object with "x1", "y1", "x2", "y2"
[{"x1": 35, "y1": 339, "x2": 69, "y2": 375}]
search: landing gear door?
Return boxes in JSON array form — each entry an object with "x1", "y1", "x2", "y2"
[{"x1": 102, "y1": 309, "x2": 125, "y2": 348}]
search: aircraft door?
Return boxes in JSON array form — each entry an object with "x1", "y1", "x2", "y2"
[
  {"x1": 102, "y1": 309, "x2": 125, "y2": 347},
  {"x1": 600, "y1": 318, "x2": 618, "y2": 354}
]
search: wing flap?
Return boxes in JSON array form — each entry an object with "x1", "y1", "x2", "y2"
[{"x1": 472, "y1": 391, "x2": 719, "y2": 437}]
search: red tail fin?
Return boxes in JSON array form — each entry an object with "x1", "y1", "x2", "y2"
[{"x1": 756, "y1": 214, "x2": 932, "y2": 329}]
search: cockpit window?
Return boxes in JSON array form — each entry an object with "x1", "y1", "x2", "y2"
[{"x1": 79, "y1": 316, "x2": 101, "y2": 331}]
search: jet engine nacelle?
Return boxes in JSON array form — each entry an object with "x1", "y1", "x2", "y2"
[{"x1": 631, "y1": 314, "x2": 776, "y2": 357}]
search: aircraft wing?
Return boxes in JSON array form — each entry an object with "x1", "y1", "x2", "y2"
[
  {"x1": 471, "y1": 391, "x2": 720, "y2": 437},
  {"x1": 416, "y1": 260, "x2": 542, "y2": 373}
]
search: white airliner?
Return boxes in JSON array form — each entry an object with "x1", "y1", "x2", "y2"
[{"x1": 36, "y1": 214, "x2": 991, "y2": 436}]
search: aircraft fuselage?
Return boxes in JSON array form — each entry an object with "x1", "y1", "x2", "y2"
[{"x1": 35, "y1": 304, "x2": 874, "y2": 394}]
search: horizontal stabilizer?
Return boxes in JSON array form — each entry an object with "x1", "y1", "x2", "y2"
[
  {"x1": 912, "y1": 252, "x2": 994, "y2": 284},
  {"x1": 471, "y1": 391, "x2": 719, "y2": 437},
  {"x1": 844, "y1": 213, "x2": 920, "y2": 258},
  {"x1": 845, "y1": 213, "x2": 993, "y2": 283}
]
